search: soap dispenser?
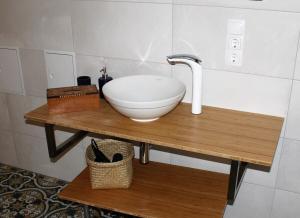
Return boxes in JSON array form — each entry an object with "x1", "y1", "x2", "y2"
[{"x1": 98, "y1": 66, "x2": 113, "y2": 98}]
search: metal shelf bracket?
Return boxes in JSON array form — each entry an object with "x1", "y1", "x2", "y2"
[
  {"x1": 45, "y1": 124, "x2": 88, "y2": 162},
  {"x1": 227, "y1": 160, "x2": 248, "y2": 205}
]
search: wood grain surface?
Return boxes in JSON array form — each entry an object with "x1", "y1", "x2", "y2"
[
  {"x1": 25, "y1": 100, "x2": 283, "y2": 166},
  {"x1": 59, "y1": 160, "x2": 229, "y2": 218}
]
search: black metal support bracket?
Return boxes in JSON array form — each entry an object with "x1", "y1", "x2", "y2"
[
  {"x1": 45, "y1": 124, "x2": 88, "y2": 162},
  {"x1": 227, "y1": 160, "x2": 248, "y2": 205}
]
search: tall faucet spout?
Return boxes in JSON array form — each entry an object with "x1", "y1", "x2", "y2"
[{"x1": 167, "y1": 54, "x2": 203, "y2": 115}]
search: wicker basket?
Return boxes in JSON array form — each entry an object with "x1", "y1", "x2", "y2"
[{"x1": 85, "y1": 139, "x2": 134, "y2": 189}]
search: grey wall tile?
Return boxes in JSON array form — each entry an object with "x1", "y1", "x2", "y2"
[
  {"x1": 19, "y1": 49, "x2": 47, "y2": 97},
  {"x1": 14, "y1": 133, "x2": 85, "y2": 181},
  {"x1": 285, "y1": 81, "x2": 300, "y2": 140},
  {"x1": 13, "y1": 133, "x2": 49, "y2": 174},
  {"x1": 0, "y1": 48, "x2": 24, "y2": 95},
  {"x1": 294, "y1": 41, "x2": 300, "y2": 81},
  {"x1": 0, "y1": 130, "x2": 18, "y2": 166},
  {"x1": 7, "y1": 94, "x2": 46, "y2": 138},
  {"x1": 271, "y1": 189, "x2": 300, "y2": 218},
  {"x1": 0, "y1": 93, "x2": 11, "y2": 131},
  {"x1": 224, "y1": 182, "x2": 274, "y2": 218},
  {"x1": 276, "y1": 138, "x2": 300, "y2": 193}
]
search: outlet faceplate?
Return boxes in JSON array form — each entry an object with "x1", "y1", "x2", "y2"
[{"x1": 226, "y1": 19, "x2": 245, "y2": 67}]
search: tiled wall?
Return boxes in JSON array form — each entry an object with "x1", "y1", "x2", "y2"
[{"x1": 1, "y1": 0, "x2": 300, "y2": 217}]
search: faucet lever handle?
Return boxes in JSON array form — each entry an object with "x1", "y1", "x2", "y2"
[{"x1": 167, "y1": 54, "x2": 202, "y2": 63}]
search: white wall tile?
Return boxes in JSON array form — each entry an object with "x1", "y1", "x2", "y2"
[
  {"x1": 294, "y1": 42, "x2": 300, "y2": 81},
  {"x1": 46, "y1": 146, "x2": 86, "y2": 182},
  {"x1": 117, "y1": 0, "x2": 171, "y2": 2},
  {"x1": 280, "y1": 118, "x2": 287, "y2": 138},
  {"x1": 285, "y1": 81, "x2": 300, "y2": 140},
  {"x1": 105, "y1": 58, "x2": 172, "y2": 78},
  {"x1": 72, "y1": 1, "x2": 172, "y2": 63},
  {"x1": 7, "y1": 94, "x2": 46, "y2": 138},
  {"x1": 75, "y1": 55, "x2": 105, "y2": 87},
  {"x1": 244, "y1": 138, "x2": 283, "y2": 188},
  {"x1": 170, "y1": 153, "x2": 230, "y2": 174},
  {"x1": 150, "y1": 149, "x2": 171, "y2": 164},
  {"x1": 271, "y1": 189, "x2": 300, "y2": 218},
  {"x1": 0, "y1": 48, "x2": 24, "y2": 95},
  {"x1": 0, "y1": 93, "x2": 11, "y2": 131},
  {"x1": 173, "y1": 67, "x2": 292, "y2": 116},
  {"x1": 224, "y1": 182, "x2": 274, "y2": 218},
  {"x1": 1, "y1": 2, "x2": 299, "y2": 217},
  {"x1": 19, "y1": 49, "x2": 47, "y2": 97},
  {"x1": 276, "y1": 139, "x2": 300, "y2": 193},
  {"x1": 171, "y1": 65, "x2": 193, "y2": 103},
  {"x1": 0, "y1": 130, "x2": 18, "y2": 166},
  {"x1": 203, "y1": 69, "x2": 292, "y2": 116},
  {"x1": 134, "y1": 146, "x2": 140, "y2": 160},
  {"x1": 73, "y1": 0, "x2": 171, "y2": 3},
  {"x1": 81, "y1": 136, "x2": 95, "y2": 152},
  {"x1": 13, "y1": 133, "x2": 48, "y2": 174},
  {"x1": 173, "y1": 0, "x2": 300, "y2": 13},
  {"x1": 0, "y1": 0, "x2": 73, "y2": 50},
  {"x1": 173, "y1": 5, "x2": 300, "y2": 79},
  {"x1": 76, "y1": 54, "x2": 172, "y2": 89},
  {"x1": 14, "y1": 133, "x2": 85, "y2": 181},
  {"x1": 132, "y1": 145, "x2": 171, "y2": 164},
  {"x1": 55, "y1": 130, "x2": 75, "y2": 146}
]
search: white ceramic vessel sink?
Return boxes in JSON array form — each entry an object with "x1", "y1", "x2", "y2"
[{"x1": 103, "y1": 75, "x2": 186, "y2": 122}]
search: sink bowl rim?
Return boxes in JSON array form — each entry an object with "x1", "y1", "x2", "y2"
[{"x1": 103, "y1": 75, "x2": 186, "y2": 109}]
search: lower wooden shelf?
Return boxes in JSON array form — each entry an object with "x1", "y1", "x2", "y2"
[{"x1": 59, "y1": 160, "x2": 229, "y2": 218}]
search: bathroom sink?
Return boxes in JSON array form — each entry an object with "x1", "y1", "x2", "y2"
[{"x1": 102, "y1": 75, "x2": 186, "y2": 122}]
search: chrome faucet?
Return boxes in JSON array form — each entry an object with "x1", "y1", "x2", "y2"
[{"x1": 167, "y1": 54, "x2": 203, "y2": 114}]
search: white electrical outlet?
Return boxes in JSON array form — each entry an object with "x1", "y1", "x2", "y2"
[
  {"x1": 227, "y1": 50, "x2": 242, "y2": 66},
  {"x1": 229, "y1": 35, "x2": 242, "y2": 50},
  {"x1": 225, "y1": 19, "x2": 245, "y2": 67}
]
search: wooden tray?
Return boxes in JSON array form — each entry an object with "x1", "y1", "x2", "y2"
[{"x1": 47, "y1": 85, "x2": 100, "y2": 114}]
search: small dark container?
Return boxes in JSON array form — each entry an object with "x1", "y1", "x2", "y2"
[
  {"x1": 98, "y1": 76, "x2": 113, "y2": 98},
  {"x1": 77, "y1": 76, "x2": 91, "y2": 86}
]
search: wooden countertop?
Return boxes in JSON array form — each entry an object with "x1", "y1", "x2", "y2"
[
  {"x1": 59, "y1": 160, "x2": 229, "y2": 218},
  {"x1": 25, "y1": 100, "x2": 283, "y2": 166}
]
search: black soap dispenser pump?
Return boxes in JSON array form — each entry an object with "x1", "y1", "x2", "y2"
[{"x1": 98, "y1": 66, "x2": 113, "y2": 98}]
